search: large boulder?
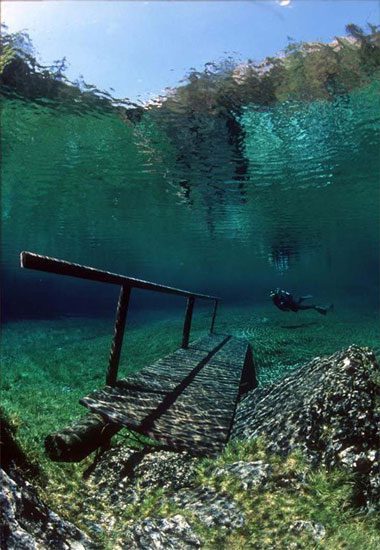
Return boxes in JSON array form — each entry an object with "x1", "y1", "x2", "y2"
[
  {"x1": 0, "y1": 410, "x2": 95, "y2": 549},
  {"x1": 232, "y1": 345, "x2": 380, "y2": 507},
  {"x1": 0, "y1": 469, "x2": 95, "y2": 549}
]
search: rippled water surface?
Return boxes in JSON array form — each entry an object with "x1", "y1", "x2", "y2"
[{"x1": 2, "y1": 78, "x2": 379, "y2": 321}]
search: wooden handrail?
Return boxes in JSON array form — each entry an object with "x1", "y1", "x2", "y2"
[
  {"x1": 20, "y1": 251, "x2": 221, "y2": 385},
  {"x1": 20, "y1": 251, "x2": 219, "y2": 301}
]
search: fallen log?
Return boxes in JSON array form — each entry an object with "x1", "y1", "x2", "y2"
[{"x1": 45, "y1": 413, "x2": 122, "y2": 462}]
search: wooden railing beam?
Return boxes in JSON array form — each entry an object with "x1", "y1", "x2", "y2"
[
  {"x1": 20, "y1": 251, "x2": 222, "y2": 374},
  {"x1": 20, "y1": 251, "x2": 219, "y2": 301}
]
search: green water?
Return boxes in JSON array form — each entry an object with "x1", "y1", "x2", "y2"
[
  {"x1": 1, "y1": 21, "x2": 380, "y2": 550},
  {"x1": 2, "y1": 79, "x2": 380, "y2": 315},
  {"x1": 1, "y1": 50, "x2": 380, "y2": 461}
]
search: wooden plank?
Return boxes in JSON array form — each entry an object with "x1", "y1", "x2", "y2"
[
  {"x1": 80, "y1": 335, "x2": 251, "y2": 455},
  {"x1": 81, "y1": 333, "x2": 229, "y2": 425},
  {"x1": 81, "y1": 387, "x2": 166, "y2": 429},
  {"x1": 82, "y1": 386, "x2": 233, "y2": 454},
  {"x1": 125, "y1": 333, "x2": 228, "y2": 391},
  {"x1": 139, "y1": 338, "x2": 250, "y2": 453}
]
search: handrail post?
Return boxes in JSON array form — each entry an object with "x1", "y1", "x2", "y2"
[
  {"x1": 182, "y1": 295, "x2": 195, "y2": 349},
  {"x1": 106, "y1": 285, "x2": 131, "y2": 386},
  {"x1": 210, "y1": 299, "x2": 218, "y2": 334}
]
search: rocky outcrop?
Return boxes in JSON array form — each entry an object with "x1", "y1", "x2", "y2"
[
  {"x1": 213, "y1": 460, "x2": 271, "y2": 491},
  {"x1": 0, "y1": 410, "x2": 39, "y2": 478},
  {"x1": 232, "y1": 345, "x2": 380, "y2": 507},
  {"x1": 0, "y1": 469, "x2": 95, "y2": 549},
  {"x1": 84, "y1": 446, "x2": 248, "y2": 545},
  {"x1": 87, "y1": 447, "x2": 199, "y2": 508},
  {"x1": 0, "y1": 410, "x2": 95, "y2": 549}
]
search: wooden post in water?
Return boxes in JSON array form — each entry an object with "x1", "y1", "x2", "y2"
[
  {"x1": 106, "y1": 285, "x2": 131, "y2": 386},
  {"x1": 182, "y1": 295, "x2": 195, "y2": 349},
  {"x1": 210, "y1": 299, "x2": 218, "y2": 334}
]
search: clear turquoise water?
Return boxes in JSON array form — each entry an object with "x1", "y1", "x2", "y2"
[
  {"x1": 1, "y1": 49, "x2": 380, "y2": 428},
  {"x1": 2, "y1": 77, "x2": 379, "y2": 321}
]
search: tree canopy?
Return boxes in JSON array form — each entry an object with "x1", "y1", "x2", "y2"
[
  {"x1": 1, "y1": 23, "x2": 379, "y2": 116},
  {"x1": 155, "y1": 23, "x2": 380, "y2": 119}
]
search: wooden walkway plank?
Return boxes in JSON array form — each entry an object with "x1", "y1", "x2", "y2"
[
  {"x1": 80, "y1": 333, "x2": 229, "y2": 429},
  {"x1": 139, "y1": 338, "x2": 251, "y2": 453},
  {"x1": 80, "y1": 333, "x2": 253, "y2": 455},
  {"x1": 119, "y1": 333, "x2": 228, "y2": 392}
]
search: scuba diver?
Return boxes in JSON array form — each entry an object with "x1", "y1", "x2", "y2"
[{"x1": 270, "y1": 288, "x2": 333, "y2": 315}]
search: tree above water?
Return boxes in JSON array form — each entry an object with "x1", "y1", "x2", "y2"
[
  {"x1": 154, "y1": 23, "x2": 380, "y2": 118},
  {"x1": 1, "y1": 23, "x2": 379, "y2": 114}
]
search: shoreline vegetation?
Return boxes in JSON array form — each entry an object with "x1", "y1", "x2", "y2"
[{"x1": 1, "y1": 23, "x2": 380, "y2": 116}]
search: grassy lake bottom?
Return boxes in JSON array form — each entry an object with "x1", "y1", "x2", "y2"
[
  {"x1": 3, "y1": 302, "x2": 379, "y2": 461},
  {"x1": 2, "y1": 302, "x2": 380, "y2": 548}
]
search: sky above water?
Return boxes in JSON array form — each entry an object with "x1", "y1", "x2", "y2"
[{"x1": 2, "y1": 0, "x2": 379, "y2": 102}]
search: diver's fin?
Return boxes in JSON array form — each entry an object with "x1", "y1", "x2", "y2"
[
  {"x1": 300, "y1": 294, "x2": 313, "y2": 301},
  {"x1": 314, "y1": 304, "x2": 333, "y2": 315}
]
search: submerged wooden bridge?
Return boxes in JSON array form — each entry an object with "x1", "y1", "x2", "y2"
[{"x1": 21, "y1": 252, "x2": 257, "y2": 460}]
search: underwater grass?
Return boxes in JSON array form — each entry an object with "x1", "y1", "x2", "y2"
[
  {"x1": 3, "y1": 303, "x2": 378, "y2": 461},
  {"x1": 1, "y1": 303, "x2": 379, "y2": 546},
  {"x1": 37, "y1": 437, "x2": 380, "y2": 549},
  {"x1": 191, "y1": 439, "x2": 380, "y2": 549}
]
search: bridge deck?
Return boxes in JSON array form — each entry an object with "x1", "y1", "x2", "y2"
[{"x1": 81, "y1": 333, "x2": 256, "y2": 455}]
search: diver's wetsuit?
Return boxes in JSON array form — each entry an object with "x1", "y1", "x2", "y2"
[{"x1": 271, "y1": 289, "x2": 331, "y2": 315}]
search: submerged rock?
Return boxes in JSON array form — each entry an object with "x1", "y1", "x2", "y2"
[
  {"x1": 289, "y1": 520, "x2": 326, "y2": 541},
  {"x1": 232, "y1": 345, "x2": 380, "y2": 507},
  {"x1": 171, "y1": 487, "x2": 245, "y2": 529},
  {"x1": 213, "y1": 460, "x2": 271, "y2": 490},
  {"x1": 0, "y1": 409, "x2": 95, "y2": 549},
  {"x1": 87, "y1": 446, "x2": 198, "y2": 509},
  {"x1": 88, "y1": 445, "x2": 245, "y2": 523},
  {"x1": 123, "y1": 514, "x2": 201, "y2": 549},
  {"x1": 0, "y1": 468, "x2": 94, "y2": 549}
]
